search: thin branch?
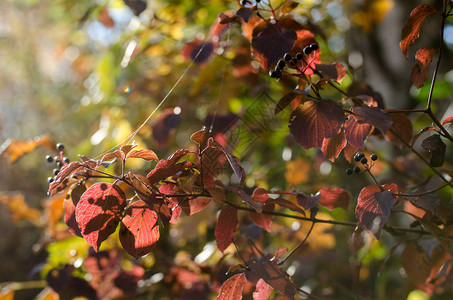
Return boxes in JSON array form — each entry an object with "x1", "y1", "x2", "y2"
[
  {"x1": 396, "y1": 179, "x2": 453, "y2": 197},
  {"x1": 279, "y1": 222, "x2": 315, "y2": 265}
]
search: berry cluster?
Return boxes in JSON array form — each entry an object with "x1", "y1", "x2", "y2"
[
  {"x1": 269, "y1": 43, "x2": 319, "y2": 79},
  {"x1": 345, "y1": 152, "x2": 378, "y2": 175},
  {"x1": 46, "y1": 143, "x2": 70, "y2": 183}
]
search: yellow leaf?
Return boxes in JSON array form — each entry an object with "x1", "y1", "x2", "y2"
[
  {"x1": 0, "y1": 192, "x2": 41, "y2": 224},
  {"x1": 0, "y1": 135, "x2": 55, "y2": 164},
  {"x1": 285, "y1": 157, "x2": 311, "y2": 186}
]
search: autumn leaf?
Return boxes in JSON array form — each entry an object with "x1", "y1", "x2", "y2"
[
  {"x1": 249, "y1": 203, "x2": 274, "y2": 232},
  {"x1": 344, "y1": 115, "x2": 372, "y2": 149},
  {"x1": 385, "y1": 112, "x2": 413, "y2": 148},
  {"x1": 75, "y1": 183, "x2": 126, "y2": 251},
  {"x1": 217, "y1": 273, "x2": 247, "y2": 300},
  {"x1": 151, "y1": 108, "x2": 180, "y2": 147},
  {"x1": 126, "y1": 149, "x2": 158, "y2": 161},
  {"x1": 285, "y1": 157, "x2": 311, "y2": 185},
  {"x1": 400, "y1": 4, "x2": 436, "y2": 59},
  {"x1": 274, "y1": 88, "x2": 308, "y2": 115},
  {"x1": 0, "y1": 134, "x2": 55, "y2": 164},
  {"x1": 119, "y1": 200, "x2": 160, "y2": 258},
  {"x1": 352, "y1": 106, "x2": 392, "y2": 134},
  {"x1": 411, "y1": 48, "x2": 434, "y2": 88},
  {"x1": 289, "y1": 100, "x2": 344, "y2": 149},
  {"x1": 0, "y1": 192, "x2": 41, "y2": 223},
  {"x1": 421, "y1": 134, "x2": 446, "y2": 167},
  {"x1": 441, "y1": 116, "x2": 453, "y2": 126},
  {"x1": 215, "y1": 205, "x2": 238, "y2": 252},
  {"x1": 319, "y1": 188, "x2": 350, "y2": 211},
  {"x1": 355, "y1": 184, "x2": 398, "y2": 239},
  {"x1": 251, "y1": 24, "x2": 297, "y2": 71},
  {"x1": 296, "y1": 192, "x2": 321, "y2": 210},
  {"x1": 253, "y1": 279, "x2": 274, "y2": 300},
  {"x1": 315, "y1": 62, "x2": 347, "y2": 84},
  {"x1": 321, "y1": 129, "x2": 347, "y2": 162}
]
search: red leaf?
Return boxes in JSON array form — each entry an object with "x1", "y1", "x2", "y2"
[
  {"x1": 315, "y1": 62, "x2": 347, "y2": 84},
  {"x1": 253, "y1": 279, "x2": 274, "y2": 300},
  {"x1": 352, "y1": 106, "x2": 393, "y2": 134},
  {"x1": 321, "y1": 129, "x2": 347, "y2": 162},
  {"x1": 344, "y1": 116, "x2": 371, "y2": 149},
  {"x1": 64, "y1": 183, "x2": 86, "y2": 237},
  {"x1": 215, "y1": 205, "x2": 238, "y2": 252},
  {"x1": 126, "y1": 149, "x2": 158, "y2": 161},
  {"x1": 247, "y1": 257, "x2": 296, "y2": 298},
  {"x1": 319, "y1": 188, "x2": 350, "y2": 211},
  {"x1": 441, "y1": 116, "x2": 453, "y2": 126},
  {"x1": 267, "y1": 197, "x2": 306, "y2": 216},
  {"x1": 251, "y1": 188, "x2": 271, "y2": 203},
  {"x1": 146, "y1": 149, "x2": 191, "y2": 184},
  {"x1": 400, "y1": 4, "x2": 436, "y2": 59},
  {"x1": 75, "y1": 183, "x2": 126, "y2": 251},
  {"x1": 119, "y1": 200, "x2": 159, "y2": 258},
  {"x1": 208, "y1": 139, "x2": 246, "y2": 185},
  {"x1": 274, "y1": 89, "x2": 308, "y2": 115},
  {"x1": 101, "y1": 150, "x2": 123, "y2": 162},
  {"x1": 273, "y1": 247, "x2": 288, "y2": 260},
  {"x1": 217, "y1": 273, "x2": 247, "y2": 300},
  {"x1": 385, "y1": 112, "x2": 413, "y2": 148},
  {"x1": 249, "y1": 203, "x2": 274, "y2": 232},
  {"x1": 48, "y1": 162, "x2": 84, "y2": 196},
  {"x1": 188, "y1": 196, "x2": 212, "y2": 215},
  {"x1": 355, "y1": 184, "x2": 398, "y2": 239},
  {"x1": 289, "y1": 100, "x2": 344, "y2": 149},
  {"x1": 251, "y1": 24, "x2": 297, "y2": 71},
  {"x1": 411, "y1": 48, "x2": 434, "y2": 88}
]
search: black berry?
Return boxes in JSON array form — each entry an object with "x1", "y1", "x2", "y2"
[
  {"x1": 277, "y1": 60, "x2": 286, "y2": 69},
  {"x1": 310, "y1": 43, "x2": 319, "y2": 51},
  {"x1": 63, "y1": 157, "x2": 70, "y2": 164},
  {"x1": 354, "y1": 154, "x2": 361, "y2": 162},
  {"x1": 48, "y1": 177, "x2": 54, "y2": 184},
  {"x1": 346, "y1": 168, "x2": 353, "y2": 175},
  {"x1": 283, "y1": 53, "x2": 292, "y2": 61},
  {"x1": 269, "y1": 70, "x2": 280, "y2": 78},
  {"x1": 241, "y1": 0, "x2": 247, "y2": 6},
  {"x1": 56, "y1": 143, "x2": 64, "y2": 151},
  {"x1": 353, "y1": 166, "x2": 361, "y2": 173},
  {"x1": 53, "y1": 169, "x2": 60, "y2": 176},
  {"x1": 296, "y1": 53, "x2": 303, "y2": 60},
  {"x1": 371, "y1": 154, "x2": 378, "y2": 161},
  {"x1": 46, "y1": 155, "x2": 54, "y2": 163},
  {"x1": 360, "y1": 157, "x2": 368, "y2": 164},
  {"x1": 57, "y1": 161, "x2": 63, "y2": 168},
  {"x1": 303, "y1": 46, "x2": 312, "y2": 55}
]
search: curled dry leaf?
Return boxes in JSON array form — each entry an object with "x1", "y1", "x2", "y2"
[
  {"x1": 400, "y1": 4, "x2": 436, "y2": 59},
  {"x1": 411, "y1": 48, "x2": 434, "y2": 88}
]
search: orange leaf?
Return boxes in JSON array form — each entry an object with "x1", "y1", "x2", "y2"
[
  {"x1": 0, "y1": 135, "x2": 55, "y2": 164},
  {"x1": 411, "y1": 48, "x2": 434, "y2": 88}
]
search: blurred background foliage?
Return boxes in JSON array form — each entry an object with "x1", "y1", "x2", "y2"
[{"x1": 0, "y1": 0, "x2": 452, "y2": 299}]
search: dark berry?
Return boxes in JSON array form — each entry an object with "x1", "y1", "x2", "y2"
[
  {"x1": 310, "y1": 43, "x2": 319, "y2": 51},
  {"x1": 53, "y1": 169, "x2": 60, "y2": 176},
  {"x1": 296, "y1": 53, "x2": 303, "y2": 60},
  {"x1": 46, "y1": 155, "x2": 54, "y2": 163},
  {"x1": 283, "y1": 53, "x2": 292, "y2": 61},
  {"x1": 303, "y1": 46, "x2": 312, "y2": 55},
  {"x1": 371, "y1": 154, "x2": 378, "y2": 161},
  {"x1": 346, "y1": 168, "x2": 353, "y2": 175},
  {"x1": 360, "y1": 157, "x2": 368, "y2": 164},
  {"x1": 256, "y1": 0, "x2": 260, "y2": 2},
  {"x1": 63, "y1": 157, "x2": 70, "y2": 164},
  {"x1": 354, "y1": 154, "x2": 361, "y2": 162},
  {"x1": 241, "y1": 0, "x2": 247, "y2": 6},
  {"x1": 277, "y1": 60, "x2": 286, "y2": 69},
  {"x1": 56, "y1": 143, "x2": 64, "y2": 151},
  {"x1": 48, "y1": 177, "x2": 54, "y2": 184},
  {"x1": 353, "y1": 166, "x2": 361, "y2": 173},
  {"x1": 57, "y1": 161, "x2": 63, "y2": 168},
  {"x1": 269, "y1": 70, "x2": 279, "y2": 78}
]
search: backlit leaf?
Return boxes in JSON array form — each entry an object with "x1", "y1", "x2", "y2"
[
  {"x1": 126, "y1": 149, "x2": 158, "y2": 161},
  {"x1": 400, "y1": 4, "x2": 436, "y2": 59},
  {"x1": 217, "y1": 273, "x2": 246, "y2": 300},
  {"x1": 119, "y1": 200, "x2": 159, "y2": 258},
  {"x1": 319, "y1": 188, "x2": 350, "y2": 211},
  {"x1": 251, "y1": 24, "x2": 297, "y2": 71},
  {"x1": 274, "y1": 89, "x2": 308, "y2": 115},
  {"x1": 441, "y1": 116, "x2": 453, "y2": 126},
  {"x1": 253, "y1": 279, "x2": 274, "y2": 300},
  {"x1": 215, "y1": 205, "x2": 238, "y2": 252},
  {"x1": 411, "y1": 48, "x2": 434, "y2": 88},
  {"x1": 355, "y1": 184, "x2": 398, "y2": 239},
  {"x1": 352, "y1": 106, "x2": 392, "y2": 133},
  {"x1": 315, "y1": 62, "x2": 347, "y2": 84},
  {"x1": 289, "y1": 100, "x2": 344, "y2": 149},
  {"x1": 75, "y1": 183, "x2": 126, "y2": 251},
  {"x1": 385, "y1": 112, "x2": 413, "y2": 148},
  {"x1": 321, "y1": 129, "x2": 347, "y2": 162},
  {"x1": 0, "y1": 134, "x2": 55, "y2": 164},
  {"x1": 249, "y1": 203, "x2": 274, "y2": 232},
  {"x1": 188, "y1": 196, "x2": 212, "y2": 215}
]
